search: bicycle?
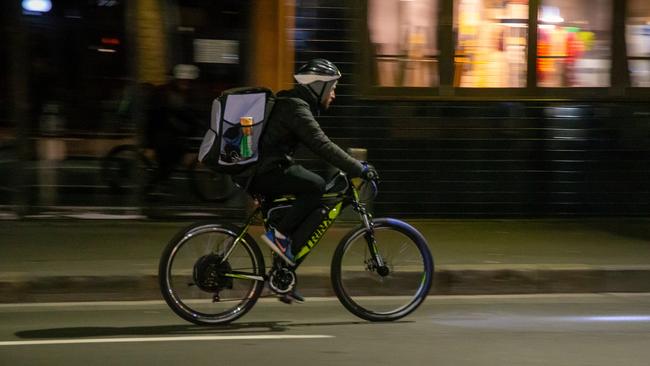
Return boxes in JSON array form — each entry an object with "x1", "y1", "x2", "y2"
[
  {"x1": 0, "y1": 140, "x2": 18, "y2": 204},
  {"x1": 101, "y1": 143, "x2": 236, "y2": 202},
  {"x1": 158, "y1": 171, "x2": 434, "y2": 324}
]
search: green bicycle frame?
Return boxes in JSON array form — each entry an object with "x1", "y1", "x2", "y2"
[
  {"x1": 221, "y1": 173, "x2": 380, "y2": 274},
  {"x1": 293, "y1": 200, "x2": 343, "y2": 262}
]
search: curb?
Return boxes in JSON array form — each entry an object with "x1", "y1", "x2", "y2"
[{"x1": 2, "y1": 268, "x2": 650, "y2": 303}]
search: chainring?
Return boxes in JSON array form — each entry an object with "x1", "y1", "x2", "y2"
[{"x1": 268, "y1": 267, "x2": 296, "y2": 294}]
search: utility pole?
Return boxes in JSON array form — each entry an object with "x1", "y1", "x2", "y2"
[{"x1": 6, "y1": 1, "x2": 30, "y2": 216}]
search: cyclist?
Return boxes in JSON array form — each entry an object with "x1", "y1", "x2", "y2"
[
  {"x1": 145, "y1": 64, "x2": 202, "y2": 195},
  {"x1": 249, "y1": 58, "x2": 378, "y2": 303}
]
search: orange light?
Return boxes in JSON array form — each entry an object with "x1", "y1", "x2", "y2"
[{"x1": 101, "y1": 38, "x2": 120, "y2": 46}]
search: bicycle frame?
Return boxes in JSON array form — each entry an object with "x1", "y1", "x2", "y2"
[{"x1": 220, "y1": 172, "x2": 381, "y2": 279}]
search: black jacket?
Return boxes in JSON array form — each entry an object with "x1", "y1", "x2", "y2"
[{"x1": 255, "y1": 85, "x2": 364, "y2": 177}]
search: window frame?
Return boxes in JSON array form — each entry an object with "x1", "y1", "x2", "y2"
[
  {"x1": 625, "y1": 0, "x2": 650, "y2": 90},
  {"x1": 356, "y1": 0, "x2": 650, "y2": 101}
]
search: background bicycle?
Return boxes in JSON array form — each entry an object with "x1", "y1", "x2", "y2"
[
  {"x1": 0, "y1": 140, "x2": 18, "y2": 208},
  {"x1": 101, "y1": 139, "x2": 236, "y2": 202}
]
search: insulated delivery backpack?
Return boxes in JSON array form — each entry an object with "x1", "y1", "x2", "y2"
[{"x1": 198, "y1": 87, "x2": 275, "y2": 175}]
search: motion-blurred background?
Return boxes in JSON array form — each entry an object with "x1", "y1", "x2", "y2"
[{"x1": 0, "y1": 0, "x2": 648, "y2": 220}]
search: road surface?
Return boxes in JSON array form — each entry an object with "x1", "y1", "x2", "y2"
[{"x1": 1, "y1": 293, "x2": 649, "y2": 366}]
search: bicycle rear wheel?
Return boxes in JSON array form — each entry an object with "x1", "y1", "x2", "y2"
[
  {"x1": 101, "y1": 145, "x2": 152, "y2": 193},
  {"x1": 331, "y1": 218, "x2": 434, "y2": 321},
  {"x1": 159, "y1": 222, "x2": 265, "y2": 325}
]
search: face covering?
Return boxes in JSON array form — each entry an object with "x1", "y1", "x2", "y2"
[{"x1": 306, "y1": 80, "x2": 337, "y2": 105}]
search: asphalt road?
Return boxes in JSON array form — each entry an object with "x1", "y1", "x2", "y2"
[{"x1": 1, "y1": 294, "x2": 650, "y2": 366}]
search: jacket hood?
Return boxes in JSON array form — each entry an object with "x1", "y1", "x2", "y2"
[{"x1": 277, "y1": 85, "x2": 319, "y2": 115}]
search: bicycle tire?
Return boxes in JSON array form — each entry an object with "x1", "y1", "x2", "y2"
[
  {"x1": 159, "y1": 222, "x2": 265, "y2": 325},
  {"x1": 188, "y1": 160, "x2": 237, "y2": 202},
  {"x1": 101, "y1": 145, "x2": 152, "y2": 193},
  {"x1": 331, "y1": 218, "x2": 434, "y2": 322}
]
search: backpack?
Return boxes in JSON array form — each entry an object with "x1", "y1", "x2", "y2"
[{"x1": 198, "y1": 87, "x2": 275, "y2": 175}]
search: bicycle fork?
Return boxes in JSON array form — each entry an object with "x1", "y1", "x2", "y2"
[{"x1": 357, "y1": 203, "x2": 389, "y2": 277}]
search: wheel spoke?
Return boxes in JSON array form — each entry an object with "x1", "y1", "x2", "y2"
[{"x1": 159, "y1": 224, "x2": 264, "y2": 325}]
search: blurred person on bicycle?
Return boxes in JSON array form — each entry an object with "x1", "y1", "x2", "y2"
[
  {"x1": 249, "y1": 58, "x2": 378, "y2": 303},
  {"x1": 145, "y1": 64, "x2": 202, "y2": 195}
]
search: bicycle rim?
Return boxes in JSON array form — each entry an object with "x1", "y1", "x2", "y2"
[
  {"x1": 160, "y1": 224, "x2": 264, "y2": 325},
  {"x1": 332, "y1": 219, "x2": 433, "y2": 321}
]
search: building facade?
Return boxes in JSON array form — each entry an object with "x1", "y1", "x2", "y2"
[{"x1": 291, "y1": 0, "x2": 650, "y2": 217}]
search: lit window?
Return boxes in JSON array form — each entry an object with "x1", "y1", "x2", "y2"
[
  {"x1": 454, "y1": 0, "x2": 529, "y2": 88},
  {"x1": 367, "y1": 0, "x2": 439, "y2": 87},
  {"x1": 626, "y1": 0, "x2": 650, "y2": 87},
  {"x1": 22, "y1": 0, "x2": 52, "y2": 13},
  {"x1": 537, "y1": 0, "x2": 612, "y2": 87}
]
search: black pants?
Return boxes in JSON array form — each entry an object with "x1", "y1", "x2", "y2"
[
  {"x1": 249, "y1": 164, "x2": 325, "y2": 236},
  {"x1": 154, "y1": 143, "x2": 184, "y2": 182}
]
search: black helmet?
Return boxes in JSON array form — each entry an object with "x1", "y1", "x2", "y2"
[{"x1": 294, "y1": 59, "x2": 341, "y2": 106}]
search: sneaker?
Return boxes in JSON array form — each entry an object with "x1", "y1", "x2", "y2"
[
  {"x1": 261, "y1": 229, "x2": 295, "y2": 265},
  {"x1": 278, "y1": 289, "x2": 305, "y2": 305}
]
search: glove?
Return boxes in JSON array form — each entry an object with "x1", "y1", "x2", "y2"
[{"x1": 360, "y1": 163, "x2": 379, "y2": 182}]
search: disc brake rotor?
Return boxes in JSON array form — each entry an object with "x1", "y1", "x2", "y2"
[{"x1": 192, "y1": 254, "x2": 233, "y2": 292}]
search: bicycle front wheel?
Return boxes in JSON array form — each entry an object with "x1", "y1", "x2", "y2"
[
  {"x1": 159, "y1": 222, "x2": 265, "y2": 325},
  {"x1": 331, "y1": 218, "x2": 434, "y2": 321}
]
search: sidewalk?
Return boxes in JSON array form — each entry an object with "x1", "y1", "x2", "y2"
[{"x1": 1, "y1": 218, "x2": 649, "y2": 302}]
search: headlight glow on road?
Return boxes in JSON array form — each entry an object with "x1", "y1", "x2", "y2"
[{"x1": 584, "y1": 315, "x2": 650, "y2": 322}]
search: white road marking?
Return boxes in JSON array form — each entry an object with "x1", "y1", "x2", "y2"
[{"x1": 0, "y1": 334, "x2": 333, "y2": 347}]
